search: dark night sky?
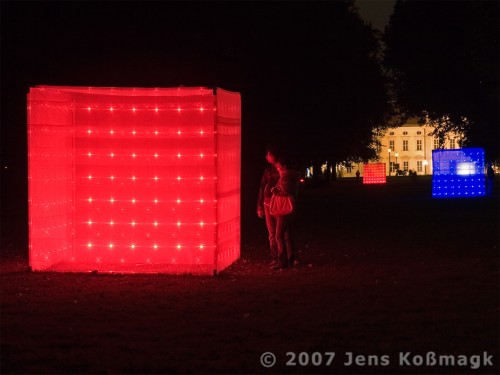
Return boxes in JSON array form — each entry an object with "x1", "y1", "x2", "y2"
[
  {"x1": 0, "y1": 1, "x2": 393, "y2": 247},
  {"x1": 357, "y1": 0, "x2": 394, "y2": 30}
]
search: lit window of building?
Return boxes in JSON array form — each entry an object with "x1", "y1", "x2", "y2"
[{"x1": 449, "y1": 138, "x2": 456, "y2": 149}]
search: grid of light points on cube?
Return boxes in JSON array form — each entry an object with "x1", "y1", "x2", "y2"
[
  {"x1": 363, "y1": 163, "x2": 386, "y2": 184},
  {"x1": 432, "y1": 148, "x2": 485, "y2": 198},
  {"x1": 28, "y1": 86, "x2": 241, "y2": 274}
]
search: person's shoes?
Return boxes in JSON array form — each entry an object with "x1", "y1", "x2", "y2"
[
  {"x1": 288, "y1": 259, "x2": 300, "y2": 267},
  {"x1": 270, "y1": 263, "x2": 284, "y2": 270},
  {"x1": 268, "y1": 260, "x2": 278, "y2": 267}
]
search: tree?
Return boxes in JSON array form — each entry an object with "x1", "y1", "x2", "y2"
[
  {"x1": 246, "y1": 1, "x2": 390, "y2": 180},
  {"x1": 384, "y1": 0, "x2": 499, "y2": 159}
]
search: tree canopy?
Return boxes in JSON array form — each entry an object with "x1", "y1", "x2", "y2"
[
  {"x1": 249, "y1": 1, "x2": 390, "y2": 166},
  {"x1": 384, "y1": 0, "x2": 499, "y2": 159}
]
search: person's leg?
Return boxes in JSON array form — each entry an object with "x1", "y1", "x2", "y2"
[
  {"x1": 275, "y1": 215, "x2": 287, "y2": 268},
  {"x1": 264, "y1": 206, "x2": 278, "y2": 261},
  {"x1": 283, "y1": 215, "x2": 297, "y2": 265}
]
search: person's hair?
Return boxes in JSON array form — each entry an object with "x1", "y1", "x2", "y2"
[{"x1": 266, "y1": 144, "x2": 281, "y2": 159}]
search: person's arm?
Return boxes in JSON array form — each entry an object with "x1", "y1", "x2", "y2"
[{"x1": 256, "y1": 170, "x2": 267, "y2": 217}]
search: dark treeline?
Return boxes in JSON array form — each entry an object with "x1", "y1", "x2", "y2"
[{"x1": 384, "y1": 0, "x2": 499, "y2": 159}]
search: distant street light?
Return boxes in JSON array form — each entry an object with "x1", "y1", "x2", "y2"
[
  {"x1": 423, "y1": 159, "x2": 429, "y2": 175},
  {"x1": 388, "y1": 148, "x2": 392, "y2": 176}
]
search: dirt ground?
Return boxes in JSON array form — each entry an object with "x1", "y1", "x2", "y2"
[{"x1": 1, "y1": 177, "x2": 499, "y2": 374}]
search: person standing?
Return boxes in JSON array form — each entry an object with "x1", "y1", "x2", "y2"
[
  {"x1": 271, "y1": 157, "x2": 300, "y2": 269},
  {"x1": 256, "y1": 145, "x2": 281, "y2": 266},
  {"x1": 486, "y1": 163, "x2": 495, "y2": 196}
]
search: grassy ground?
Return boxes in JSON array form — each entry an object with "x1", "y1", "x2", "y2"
[{"x1": 1, "y1": 177, "x2": 498, "y2": 374}]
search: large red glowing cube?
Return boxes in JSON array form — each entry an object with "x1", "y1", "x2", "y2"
[
  {"x1": 28, "y1": 86, "x2": 241, "y2": 274},
  {"x1": 363, "y1": 163, "x2": 386, "y2": 184}
]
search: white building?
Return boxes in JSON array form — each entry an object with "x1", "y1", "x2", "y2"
[{"x1": 340, "y1": 118, "x2": 464, "y2": 177}]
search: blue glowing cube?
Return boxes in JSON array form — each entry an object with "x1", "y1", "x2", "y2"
[{"x1": 432, "y1": 148, "x2": 486, "y2": 198}]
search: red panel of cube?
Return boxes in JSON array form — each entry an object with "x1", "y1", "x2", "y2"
[
  {"x1": 28, "y1": 86, "x2": 240, "y2": 274},
  {"x1": 363, "y1": 163, "x2": 387, "y2": 184}
]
